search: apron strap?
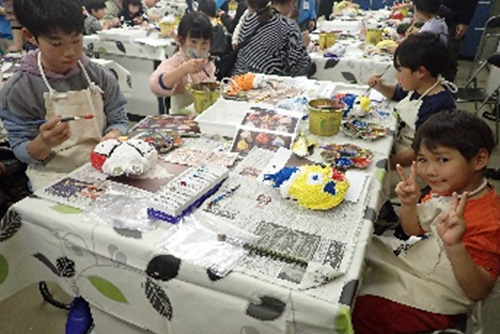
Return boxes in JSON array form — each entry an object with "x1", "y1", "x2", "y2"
[{"x1": 37, "y1": 51, "x2": 103, "y2": 96}]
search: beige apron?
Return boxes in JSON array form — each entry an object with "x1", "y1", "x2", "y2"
[
  {"x1": 27, "y1": 53, "x2": 106, "y2": 190},
  {"x1": 360, "y1": 195, "x2": 473, "y2": 315}
]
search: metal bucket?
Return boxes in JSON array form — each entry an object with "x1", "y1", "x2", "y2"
[
  {"x1": 308, "y1": 99, "x2": 344, "y2": 136},
  {"x1": 365, "y1": 28, "x2": 382, "y2": 45},
  {"x1": 189, "y1": 82, "x2": 220, "y2": 114},
  {"x1": 319, "y1": 32, "x2": 337, "y2": 50}
]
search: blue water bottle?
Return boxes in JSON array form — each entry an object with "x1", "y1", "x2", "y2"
[{"x1": 65, "y1": 297, "x2": 94, "y2": 334}]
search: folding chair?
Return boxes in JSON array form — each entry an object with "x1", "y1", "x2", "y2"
[
  {"x1": 455, "y1": 53, "x2": 500, "y2": 144},
  {"x1": 464, "y1": 16, "x2": 500, "y2": 88}
]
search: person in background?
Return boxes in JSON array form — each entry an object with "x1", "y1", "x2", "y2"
[
  {"x1": 0, "y1": 0, "x2": 13, "y2": 54},
  {"x1": 2, "y1": 0, "x2": 22, "y2": 53},
  {"x1": 0, "y1": 0, "x2": 129, "y2": 190},
  {"x1": 353, "y1": 110, "x2": 500, "y2": 334},
  {"x1": 232, "y1": 0, "x2": 311, "y2": 76},
  {"x1": 412, "y1": 0, "x2": 448, "y2": 46},
  {"x1": 119, "y1": 0, "x2": 148, "y2": 26},
  {"x1": 83, "y1": 0, "x2": 112, "y2": 35},
  {"x1": 366, "y1": 33, "x2": 456, "y2": 170},
  {"x1": 296, "y1": 0, "x2": 316, "y2": 32},
  {"x1": 440, "y1": 0, "x2": 479, "y2": 81},
  {"x1": 219, "y1": 0, "x2": 247, "y2": 34},
  {"x1": 317, "y1": 0, "x2": 334, "y2": 20},
  {"x1": 149, "y1": 12, "x2": 215, "y2": 113},
  {"x1": 197, "y1": 0, "x2": 229, "y2": 57}
]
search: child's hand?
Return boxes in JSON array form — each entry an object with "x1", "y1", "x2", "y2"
[
  {"x1": 302, "y1": 30, "x2": 311, "y2": 47},
  {"x1": 38, "y1": 116, "x2": 71, "y2": 150},
  {"x1": 101, "y1": 129, "x2": 122, "y2": 142},
  {"x1": 183, "y1": 58, "x2": 208, "y2": 74},
  {"x1": 395, "y1": 161, "x2": 421, "y2": 206},
  {"x1": 437, "y1": 192, "x2": 468, "y2": 247},
  {"x1": 366, "y1": 73, "x2": 383, "y2": 90}
]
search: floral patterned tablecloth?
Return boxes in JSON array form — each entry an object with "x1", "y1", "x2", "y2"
[{"x1": 0, "y1": 82, "x2": 398, "y2": 334}]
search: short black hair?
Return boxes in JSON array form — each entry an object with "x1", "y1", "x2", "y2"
[
  {"x1": 412, "y1": 110, "x2": 495, "y2": 161},
  {"x1": 177, "y1": 12, "x2": 213, "y2": 43},
  {"x1": 124, "y1": 0, "x2": 143, "y2": 9},
  {"x1": 412, "y1": 0, "x2": 441, "y2": 15},
  {"x1": 84, "y1": 0, "x2": 106, "y2": 13},
  {"x1": 394, "y1": 32, "x2": 451, "y2": 77},
  {"x1": 14, "y1": 0, "x2": 84, "y2": 38},
  {"x1": 198, "y1": 0, "x2": 216, "y2": 17}
]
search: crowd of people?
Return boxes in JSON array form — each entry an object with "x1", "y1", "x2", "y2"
[{"x1": 0, "y1": 0, "x2": 499, "y2": 333}]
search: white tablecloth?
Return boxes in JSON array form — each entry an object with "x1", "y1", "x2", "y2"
[{"x1": 0, "y1": 79, "x2": 397, "y2": 334}]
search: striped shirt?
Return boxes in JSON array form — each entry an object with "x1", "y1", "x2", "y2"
[{"x1": 233, "y1": 12, "x2": 311, "y2": 77}]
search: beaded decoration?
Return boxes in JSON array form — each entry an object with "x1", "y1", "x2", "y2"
[
  {"x1": 217, "y1": 234, "x2": 308, "y2": 267},
  {"x1": 321, "y1": 143, "x2": 373, "y2": 169},
  {"x1": 341, "y1": 119, "x2": 388, "y2": 140},
  {"x1": 264, "y1": 165, "x2": 349, "y2": 210}
]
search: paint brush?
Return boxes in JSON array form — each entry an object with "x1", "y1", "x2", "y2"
[
  {"x1": 26, "y1": 114, "x2": 95, "y2": 126},
  {"x1": 362, "y1": 64, "x2": 392, "y2": 96}
]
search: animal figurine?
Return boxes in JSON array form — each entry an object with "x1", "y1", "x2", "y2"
[
  {"x1": 264, "y1": 165, "x2": 349, "y2": 210},
  {"x1": 349, "y1": 96, "x2": 371, "y2": 117}
]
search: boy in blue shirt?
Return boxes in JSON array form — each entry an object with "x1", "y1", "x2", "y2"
[{"x1": 297, "y1": 0, "x2": 316, "y2": 32}]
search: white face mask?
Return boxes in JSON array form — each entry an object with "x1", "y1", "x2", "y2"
[{"x1": 184, "y1": 47, "x2": 209, "y2": 60}]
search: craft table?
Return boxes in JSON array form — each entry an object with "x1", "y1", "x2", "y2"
[
  {"x1": 311, "y1": 10, "x2": 398, "y2": 85},
  {"x1": 84, "y1": 29, "x2": 178, "y2": 116},
  {"x1": 0, "y1": 78, "x2": 397, "y2": 334}
]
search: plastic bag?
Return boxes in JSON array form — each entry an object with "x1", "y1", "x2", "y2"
[{"x1": 158, "y1": 212, "x2": 258, "y2": 277}]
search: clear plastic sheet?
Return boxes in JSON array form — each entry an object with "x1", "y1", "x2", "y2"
[
  {"x1": 84, "y1": 193, "x2": 161, "y2": 232},
  {"x1": 158, "y1": 212, "x2": 259, "y2": 277}
]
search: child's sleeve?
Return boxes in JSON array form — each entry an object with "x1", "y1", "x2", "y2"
[
  {"x1": 287, "y1": 22, "x2": 311, "y2": 77},
  {"x1": 0, "y1": 77, "x2": 46, "y2": 165},
  {"x1": 149, "y1": 56, "x2": 180, "y2": 97}
]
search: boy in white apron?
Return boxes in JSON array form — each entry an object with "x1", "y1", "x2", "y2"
[
  {"x1": 0, "y1": 0, "x2": 129, "y2": 190},
  {"x1": 353, "y1": 110, "x2": 500, "y2": 334},
  {"x1": 366, "y1": 32, "x2": 456, "y2": 171}
]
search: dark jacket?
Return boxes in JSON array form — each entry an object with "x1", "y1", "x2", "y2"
[{"x1": 440, "y1": 0, "x2": 479, "y2": 26}]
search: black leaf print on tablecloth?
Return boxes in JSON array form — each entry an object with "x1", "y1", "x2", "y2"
[
  {"x1": 324, "y1": 58, "x2": 340, "y2": 69},
  {"x1": 115, "y1": 41, "x2": 126, "y2": 53},
  {"x1": 0, "y1": 209, "x2": 22, "y2": 242},
  {"x1": 364, "y1": 207, "x2": 377, "y2": 222},
  {"x1": 34, "y1": 254, "x2": 76, "y2": 277},
  {"x1": 246, "y1": 296, "x2": 286, "y2": 321},
  {"x1": 207, "y1": 268, "x2": 228, "y2": 281},
  {"x1": 307, "y1": 62, "x2": 317, "y2": 77},
  {"x1": 145, "y1": 277, "x2": 173, "y2": 320},
  {"x1": 56, "y1": 257, "x2": 76, "y2": 277},
  {"x1": 113, "y1": 227, "x2": 142, "y2": 239},
  {"x1": 33, "y1": 253, "x2": 59, "y2": 276},
  {"x1": 146, "y1": 254, "x2": 181, "y2": 281},
  {"x1": 376, "y1": 158, "x2": 388, "y2": 170},
  {"x1": 341, "y1": 71, "x2": 357, "y2": 84}
]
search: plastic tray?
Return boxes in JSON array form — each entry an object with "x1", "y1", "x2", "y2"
[{"x1": 195, "y1": 99, "x2": 250, "y2": 138}]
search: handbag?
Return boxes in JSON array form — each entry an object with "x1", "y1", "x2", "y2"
[{"x1": 215, "y1": 19, "x2": 268, "y2": 80}]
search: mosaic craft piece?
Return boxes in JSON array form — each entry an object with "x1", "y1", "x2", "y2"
[
  {"x1": 130, "y1": 114, "x2": 200, "y2": 135},
  {"x1": 134, "y1": 130, "x2": 183, "y2": 154},
  {"x1": 164, "y1": 148, "x2": 239, "y2": 167},
  {"x1": 90, "y1": 138, "x2": 158, "y2": 177},
  {"x1": 264, "y1": 165, "x2": 349, "y2": 210},
  {"x1": 321, "y1": 143, "x2": 373, "y2": 169},
  {"x1": 42, "y1": 177, "x2": 108, "y2": 209},
  {"x1": 341, "y1": 119, "x2": 388, "y2": 140}
]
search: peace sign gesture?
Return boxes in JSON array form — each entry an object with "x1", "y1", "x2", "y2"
[
  {"x1": 395, "y1": 162, "x2": 421, "y2": 207},
  {"x1": 437, "y1": 192, "x2": 468, "y2": 246}
]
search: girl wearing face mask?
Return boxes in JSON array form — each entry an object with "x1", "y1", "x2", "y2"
[{"x1": 149, "y1": 12, "x2": 215, "y2": 113}]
